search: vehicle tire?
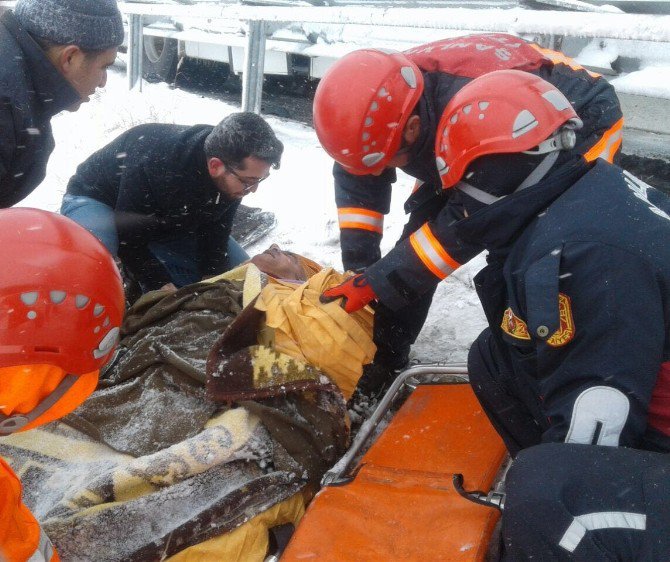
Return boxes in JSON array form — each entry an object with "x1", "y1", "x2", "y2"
[
  {"x1": 143, "y1": 36, "x2": 179, "y2": 83},
  {"x1": 174, "y1": 57, "x2": 231, "y2": 91}
]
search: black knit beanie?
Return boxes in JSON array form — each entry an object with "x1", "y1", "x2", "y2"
[{"x1": 14, "y1": 0, "x2": 124, "y2": 51}]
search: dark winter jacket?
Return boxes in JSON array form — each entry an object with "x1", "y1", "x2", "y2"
[
  {"x1": 460, "y1": 159, "x2": 670, "y2": 452},
  {"x1": 66, "y1": 123, "x2": 241, "y2": 287},
  {"x1": 0, "y1": 11, "x2": 80, "y2": 207},
  {"x1": 336, "y1": 34, "x2": 623, "y2": 303}
]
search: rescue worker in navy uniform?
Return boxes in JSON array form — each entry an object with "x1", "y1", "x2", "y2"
[
  {"x1": 314, "y1": 33, "x2": 624, "y2": 403},
  {"x1": 502, "y1": 443, "x2": 670, "y2": 560},
  {"x1": 331, "y1": 69, "x2": 670, "y2": 559},
  {"x1": 429, "y1": 70, "x2": 670, "y2": 458},
  {"x1": 0, "y1": 0, "x2": 123, "y2": 207}
]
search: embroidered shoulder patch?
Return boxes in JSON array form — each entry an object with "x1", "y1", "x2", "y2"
[
  {"x1": 501, "y1": 307, "x2": 530, "y2": 340},
  {"x1": 546, "y1": 293, "x2": 575, "y2": 347}
]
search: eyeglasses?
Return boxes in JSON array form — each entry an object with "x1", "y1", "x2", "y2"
[{"x1": 225, "y1": 165, "x2": 270, "y2": 192}]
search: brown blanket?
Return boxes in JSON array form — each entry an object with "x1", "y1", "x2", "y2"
[
  {"x1": 0, "y1": 279, "x2": 348, "y2": 561},
  {"x1": 66, "y1": 280, "x2": 243, "y2": 456}
]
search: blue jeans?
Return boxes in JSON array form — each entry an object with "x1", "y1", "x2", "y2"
[
  {"x1": 61, "y1": 194, "x2": 119, "y2": 253},
  {"x1": 147, "y1": 236, "x2": 248, "y2": 287},
  {"x1": 61, "y1": 194, "x2": 249, "y2": 287}
]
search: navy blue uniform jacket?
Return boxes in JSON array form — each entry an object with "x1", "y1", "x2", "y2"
[{"x1": 459, "y1": 160, "x2": 670, "y2": 452}]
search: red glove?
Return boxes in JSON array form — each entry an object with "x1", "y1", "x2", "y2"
[{"x1": 320, "y1": 273, "x2": 377, "y2": 313}]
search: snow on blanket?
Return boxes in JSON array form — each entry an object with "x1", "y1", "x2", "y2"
[
  {"x1": 0, "y1": 279, "x2": 348, "y2": 561},
  {"x1": 0, "y1": 409, "x2": 302, "y2": 561}
]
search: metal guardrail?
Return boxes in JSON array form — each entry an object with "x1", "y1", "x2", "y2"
[
  {"x1": 119, "y1": 2, "x2": 670, "y2": 42},
  {"x1": 127, "y1": 14, "x2": 143, "y2": 91},
  {"x1": 117, "y1": 2, "x2": 670, "y2": 113},
  {"x1": 2, "y1": 0, "x2": 668, "y2": 111},
  {"x1": 242, "y1": 20, "x2": 267, "y2": 114}
]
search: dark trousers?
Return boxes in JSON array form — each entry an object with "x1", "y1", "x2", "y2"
[
  {"x1": 503, "y1": 443, "x2": 670, "y2": 561},
  {"x1": 468, "y1": 328, "x2": 544, "y2": 457},
  {"x1": 372, "y1": 287, "x2": 435, "y2": 370}
]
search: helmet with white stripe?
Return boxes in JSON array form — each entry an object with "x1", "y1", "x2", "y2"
[{"x1": 314, "y1": 48, "x2": 424, "y2": 176}]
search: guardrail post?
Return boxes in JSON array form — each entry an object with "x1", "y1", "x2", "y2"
[
  {"x1": 241, "y1": 20, "x2": 266, "y2": 114},
  {"x1": 127, "y1": 13, "x2": 143, "y2": 91}
]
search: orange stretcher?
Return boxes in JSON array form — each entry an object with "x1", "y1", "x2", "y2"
[{"x1": 282, "y1": 366, "x2": 507, "y2": 561}]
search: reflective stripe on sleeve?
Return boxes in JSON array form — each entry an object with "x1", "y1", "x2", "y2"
[
  {"x1": 338, "y1": 207, "x2": 384, "y2": 233},
  {"x1": 559, "y1": 512, "x2": 646, "y2": 553},
  {"x1": 565, "y1": 386, "x2": 629, "y2": 446},
  {"x1": 530, "y1": 44, "x2": 601, "y2": 78},
  {"x1": 583, "y1": 117, "x2": 624, "y2": 163},
  {"x1": 409, "y1": 223, "x2": 460, "y2": 279}
]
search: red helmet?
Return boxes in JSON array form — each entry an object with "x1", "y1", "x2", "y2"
[
  {"x1": 313, "y1": 49, "x2": 424, "y2": 175},
  {"x1": 435, "y1": 70, "x2": 582, "y2": 189},
  {"x1": 0, "y1": 209, "x2": 124, "y2": 375}
]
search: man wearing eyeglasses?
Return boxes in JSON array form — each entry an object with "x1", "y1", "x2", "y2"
[{"x1": 61, "y1": 112, "x2": 283, "y2": 294}]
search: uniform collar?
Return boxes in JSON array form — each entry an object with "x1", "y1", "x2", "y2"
[
  {"x1": 455, "y1": 157, "x2": 591, "y2": 250},
  {"x1": 1, "y1": 11, "x2": 81, "y2": 117}
]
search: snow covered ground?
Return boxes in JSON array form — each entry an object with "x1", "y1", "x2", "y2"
[
  {"x1": 19, "y1": 65, "x2": 488, "y2": 364},
  {"x1": 21, "y1": 22, "x2": 670, "y2": 363}
]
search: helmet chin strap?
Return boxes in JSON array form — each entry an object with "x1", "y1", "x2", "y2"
[
  {"x1": 515, "y1": 150, "x2": 560, "y2": 191},
  {"x1": 0, "y1": 374, "x2": 78, "y2": 435},
  {"x1": 456, "y1": 148, "x2": 561, "y2": 206}
]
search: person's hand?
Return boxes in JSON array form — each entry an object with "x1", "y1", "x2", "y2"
[
  {"x1": 160, "y1": 282, "x2": 177, "y2": 293},
  {"x1": 320, "y1": 273, "x2": 376, "y2": 313}
]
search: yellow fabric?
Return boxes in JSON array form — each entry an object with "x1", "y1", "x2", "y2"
[
  {"x1": 0, "y1": 365, "x2": 98, "y2": 432},
  {"x1": 205, "y1": 263, "x2": 268, "y2": 308},
  {"x1": 166, "y1": 491, "x2": 305, "y2": 562},
  {"x1": 294, "y1": 254, "x2": 323, "y2": 279},
  {"x1": 205, "y1": 253, "x2": 322, "y2": 308},
  {"x1": 254, "y1": 268, "x2": 376, "y2": 400}
]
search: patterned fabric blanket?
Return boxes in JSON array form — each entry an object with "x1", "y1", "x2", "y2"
[{"x1": 0, "y1": 279, "x2": 348, "y2": 561}]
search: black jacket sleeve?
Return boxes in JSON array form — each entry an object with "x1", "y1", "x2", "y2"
[
  {"x1": 66, "y1": 131, "x2": 127, "y2": 207},
  {"x1": 113, "y1": 151, "x2": 165, "y2": 242},
  {"x1": 67, "y1": 128, "x2": 165, "y2": 241},
  {"x1": 0, "y1": 106, "x2": 14, "y2": 192},
  {"x1": 334, "y1": 162, "x2": 395, "y2": 271},
  {"x1": 365, "y1": 199, "x2": 482, "y2": 310}
]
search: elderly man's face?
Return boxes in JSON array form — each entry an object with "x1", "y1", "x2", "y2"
[{"x1": 249, "y1": 244, "x2": 305, "y2": 280}]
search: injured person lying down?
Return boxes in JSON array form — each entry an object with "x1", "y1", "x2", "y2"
[{"x1": 0, "y1": 247, "x2": 375, "y2": 562}]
